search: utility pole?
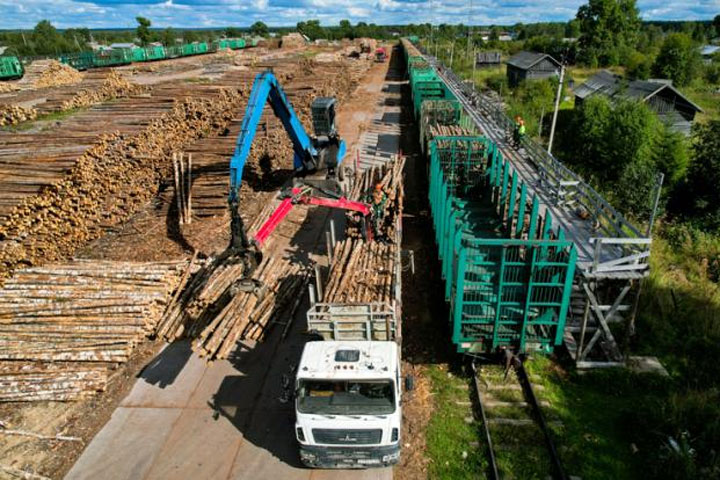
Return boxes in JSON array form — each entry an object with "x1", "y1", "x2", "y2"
[
  {"x1": 472, "y1": 46, "x2": 477, "y2": 85},
  {"x1": 547, "y1": 65, "x2": 565, "y2": 154},
  {"x1": 647, "y1": 173, "x2": 665, "y2": 237},
  {"x1": 449, "y1": 41, "x2": 454, "y2": 68}
]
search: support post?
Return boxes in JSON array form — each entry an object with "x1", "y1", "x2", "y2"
[
  {"x1": 326, "y1": 232, "x2": 333, "y2": 264},
  {"x1": 314, "y1": 264, "x2": 324, "y2": 301},
  {"x1": 547, "y1": 65, "x2": 564, "y2": 154},
  {"x1": 186, "y1": 153, "x2": 192, "y2": 225},
  {"x1": 308, "y1": 283, "x2": 316, "y2": 306},
  {"x1": 647, "y1": 172, "x2": 664, "y2": 237}
]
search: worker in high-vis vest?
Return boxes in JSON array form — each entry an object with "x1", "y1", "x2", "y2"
[{"x1": 513, "y1": 116, "x2": 526, "y2": 148}]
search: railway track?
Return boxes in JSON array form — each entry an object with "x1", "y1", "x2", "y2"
[{"x1": 470, "y1": 353, "x2": 569, "y2": 480}]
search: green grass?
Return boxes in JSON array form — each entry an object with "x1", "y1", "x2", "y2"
[
  {"x1": 523, "y1": 356, "x2": 645, "y2": 479},
  {"x1": 425, "y1": 364, "x2": 486, "y2": 479},
  {"x1": 684, "y1": 86, "x2": 720, "y2": 123}
]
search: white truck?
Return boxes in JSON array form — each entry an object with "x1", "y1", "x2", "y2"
[{"x1": 295, "y1": 300, "x2": 406, "y2": 468}]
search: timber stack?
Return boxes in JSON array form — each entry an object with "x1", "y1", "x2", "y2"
[
  {"x1": 20, "y1": 60, "x2": 84, "y2": 89},
  {"x1": 0, "y1": 87, "x2": 248, "y2": 280},
  {"x1": 60, "y1": 71, "x2": 146, "y2": 111},
  {"x1": 323, "y1": 239, "x2": 397, "y2": 304},
  {"x1": 0, "y1": 260, "x2": 187, "y2": 401},
  {"x1": 156, "y1": 206, "x2": 310, "y2": 361},
  {"x1": 323, "y1": 154, "x2": 405, "y2": 304},
  {"x1": 0, "y1": 104, "x2": 37, "y2": 126},
  {"x1": 346, "y1": 154, "x2": 405, "y2": 241}
]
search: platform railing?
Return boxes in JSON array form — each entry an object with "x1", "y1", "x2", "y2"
[{"x1": 417, "y1": 44, "x2": 652, "y2": 273}]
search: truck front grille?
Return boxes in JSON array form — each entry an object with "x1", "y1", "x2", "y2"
[{"x1": 311, "y1": 428, "x2": 383, "y2": 445}]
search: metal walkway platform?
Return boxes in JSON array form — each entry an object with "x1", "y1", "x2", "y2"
[{"x1": 409, "y1": 44, "x2": 652, "y2": 366}]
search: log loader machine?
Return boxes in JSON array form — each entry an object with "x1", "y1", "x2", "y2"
[{"x1": 221, "y1": 70, "x2": 370, "y2": 295}]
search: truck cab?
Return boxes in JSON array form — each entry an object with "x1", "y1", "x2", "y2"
[{"x1": 295, "y1": 339, "x2": 402, "y2": 468}]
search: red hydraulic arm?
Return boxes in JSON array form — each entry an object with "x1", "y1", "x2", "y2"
[{"x1": 253, "y1": 187, "x2": 370, "y2": 247}]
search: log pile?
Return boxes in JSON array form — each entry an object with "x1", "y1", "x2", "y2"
[
  {"x1": 0, "y1": 260, "x2": 187, "y2": 401},
  {"x1": 429, "y1": 124, "x2": 475, "y2": 137},
  {"x1": 0, "y1": 82, "x2": 20, "y2": 93},
  {"x1": 156, "y1": 208, "x2": 309, "y2": 361},
  {"x1": 0, "y1": 104, "x2": 37, "y2": 126},
  {"x1": 323, "y1": 239, "x2": 397, "y2": 304},
  {"x1": 60, "y1": 71, "x2": 145, "y2": 111},
  {"x1": 280, "y1": 33, "x2": 306, "y2": 49},
  {"x1": 346, "y1": 154, "x2": 405, "y2": 241},
  {"x1": 323, "y1": 155, "x2": 405, "y2": 305},
  {"x1": 21, "y1": 60, "x2": 84, "y2": 89},
  {"x1": 0, "y1": 87, "x2": 247, "y2": 280}
]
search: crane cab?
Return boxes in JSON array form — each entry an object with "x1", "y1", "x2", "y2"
[
  {"x1": 310, "y1": 97, "x2": 345, "y2": 181},
  {"x1": 311, "y1": 97, "x2": 338, "y2": 137}
]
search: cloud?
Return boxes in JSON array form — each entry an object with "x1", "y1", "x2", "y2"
[{"x1": 0, "y1": 0, "x2": 716, "y2": 29}]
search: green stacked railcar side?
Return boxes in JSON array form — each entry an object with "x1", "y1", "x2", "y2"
[
  {"x1": 0, "y1": 56, "x2": 24, "y2": 80},
  {"x1": 402, "y1": 38, "x2": 577, "y2": 354},
  {"x1": 93, "y1": 48, "x2": 132, "y2": 68},
  {"x1": 145, "y1": 45, "x2": 167, "y2": 61}
]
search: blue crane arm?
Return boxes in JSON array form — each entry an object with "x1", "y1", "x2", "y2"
[{"x1": 228, "y1": 71, "x2": 315, "y2": 204}]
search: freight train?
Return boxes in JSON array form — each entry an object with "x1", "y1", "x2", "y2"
[
  {"x1": 0, "y1": 38, "x2": 259, "y2": 81},
  {"x1": 402, "y1": 38, "x2": 577, "y2": 355}
]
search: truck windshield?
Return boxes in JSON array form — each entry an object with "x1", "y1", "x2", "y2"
[{"x1": 297, "y1": 380, "x2": 395, "y2": 415}]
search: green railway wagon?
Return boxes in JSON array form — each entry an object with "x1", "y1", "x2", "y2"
[
  {"x1": 131, "y1": 47, "x2": 147, "y2": 62},
  {"x1": 59, "y1": 52, "x2": 95, "y2": 71},
  {"x1": 215, "y1": 39, "x2": 231, "y2": 50},
  {"x1": 165, "y1": 45, "x2": 183, "y2": 59},
  {"x1": 93, "y1": 48, "x2": 132, "y2": 68},
  {"x1": 427, "y1": 135, "x2": 576, "y2": 354},
  {"x1": 195, "y1": 42, "x2": 209, "y2": 54},
  {"x1": 228, "y1": 39, "x2": 243, "y2": 50},
  {"x1": 408, "y1": 35, "x2": 420, "y2": 44},
  {"x1": 410, "y1": 80, "x2": 451, "y2": 118},
  {"x1": 145, "y1": 45, "x2": 166, "y2": 61},
  {"x1": 0, "y1": 55, "x2": 24, "y2": 80},
  {"x1": 250, "y1": 38, "x2": 259, "y2": 47},
  {"x1": 181, "y1": 43, "x2": 195, "y2": 56}
]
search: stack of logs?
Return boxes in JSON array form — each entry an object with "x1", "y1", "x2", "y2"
[
  {"x1": 60, "y1": 71, "x2": 145, "y2": 111},
  {"x1": 429, "y1": 124, "x2": 475, "y2": 137},
  {"x1": 346, "y1": 154, "x2": 405, "y2": 241},
  {"x1": 0, "y1": 82, "x2": 20, "y2": 93},
  {"x1": 21, "y1": 60, "x2": 84, "y2": 89},
  {"x1": 322, "y1": 155, "x2": 405, "y2": 304},
  {"x1": 0, "y1": 87, "x2": 247, "y2": 280},
  {"x1": 0, "y1": 104, "x2": 37, "y2": 126},
  {"x1": 322, "y1": 239, "x2": 397, "y2": 304},
  {"x1": 0, "y1": 260, "x2": 187, "y2": 401},
  {"x1": 156, "y1": 206, "x2": 310, "y2": 361}
]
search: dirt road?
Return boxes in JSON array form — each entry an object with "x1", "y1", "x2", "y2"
[{"x1": 64, "y1": 51, "x2": 403, "y2": 480}]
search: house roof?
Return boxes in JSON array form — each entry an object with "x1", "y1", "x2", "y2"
[
  {"x1": 506, "y1": 51, "x2": 560, "y2": 70},
  {"x1": 110, "y1": 43, "x2": 136, "y2": 49},
  {"x1": 573, "y1": 70, "x2": 619, "y2": 99},
  {"x1": 575, "y1": 71, "x2": 703, "y2": 113}
]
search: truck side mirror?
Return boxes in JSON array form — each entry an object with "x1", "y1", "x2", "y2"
[{"x1": 404, "y1": 375, "x2": 415, "y2": 392}]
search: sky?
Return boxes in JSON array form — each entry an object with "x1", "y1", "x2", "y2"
[{"x1": 0, "y1": 0, "x2": 717, "y2": 30}]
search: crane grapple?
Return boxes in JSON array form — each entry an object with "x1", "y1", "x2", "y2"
[{"x1": 220, "y1": 71, "x2": 364, "y2": 295}]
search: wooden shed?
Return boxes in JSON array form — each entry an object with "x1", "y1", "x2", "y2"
[
  {"x1": 475, "y1": 51, "x2": 501, "y2": 68},
  {"x1": 506, "y1": 51, "x2": 560, "y2": 87},
  {"x1": 574, "y1": 71, "x2": 704, "y2": 136}
]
